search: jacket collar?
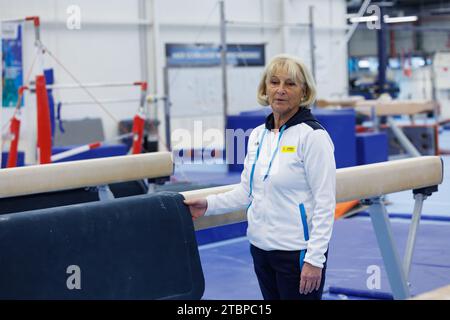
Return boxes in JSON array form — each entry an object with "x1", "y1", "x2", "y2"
[{"x1": 265, "y1": 107, "x2": 318, "y2": 131}]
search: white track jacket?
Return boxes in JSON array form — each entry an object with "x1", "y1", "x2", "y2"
[{"x1": 205, "y1": 107, "x2": 336, "y2": 268}]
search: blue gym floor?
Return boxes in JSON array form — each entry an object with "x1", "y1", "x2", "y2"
[
  {"x1": 174, "y1": 130, "x2": 450, "y2": 300},
  {"x1": 198, "y1": 217, "x2": 450, "y2": 300}
]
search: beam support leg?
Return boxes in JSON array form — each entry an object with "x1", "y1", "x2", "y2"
[{"x1": 366, "y1": 197, "x2": 410, "y2": 299}]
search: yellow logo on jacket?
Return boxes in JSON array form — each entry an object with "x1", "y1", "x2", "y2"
[{"x1": 281, "y1": 146, "x2": 296, "y2": 153}]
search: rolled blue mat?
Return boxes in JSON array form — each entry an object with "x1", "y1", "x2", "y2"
[{"x1": 0, "y1": 191, "x2": 204, "y2": 299}]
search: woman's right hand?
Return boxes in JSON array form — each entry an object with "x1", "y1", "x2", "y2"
[{"x1": 183, "y1": 198, "x2": 208, "y2": 220}]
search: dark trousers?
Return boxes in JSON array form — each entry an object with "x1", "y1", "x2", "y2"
[{"x1": 250, "y1": 244, "x2": 328, "y2": 300}]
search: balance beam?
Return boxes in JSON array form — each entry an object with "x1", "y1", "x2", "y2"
[
  {"x1": 0, "y1": 152, "x2": 173, "y2": 199},
  {"x1": 186, "y1": 156, "x2": 443, "y2": 230},
  {"x1": 317, "y1": 99, "x2": 435, "y2": 116},
  {"x1": 183, "y1": 156, "x2": 443, "y2": 300},
  {"x1": 316, "y1": 97, "x2": 364, "y2": 108},
  {"x1": 182, "y1": 156, "x2": 443, "y2": 203},
  {"x1": 354, "y1": 100, "x2": 435, "y2": 116},
  {"x1": 411, "y1": 284, "x2": 450, "y2": 300}
]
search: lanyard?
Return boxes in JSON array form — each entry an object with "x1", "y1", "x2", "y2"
[
  {"x1": 263, "y1": 125, "x2": 286, "y2": 181},
  {"x1": 248, "y1": 129, "x2": 267, "y2": 198},
  {"x1": 248, "y1": 125, "x2": 286, "y2": 198}
]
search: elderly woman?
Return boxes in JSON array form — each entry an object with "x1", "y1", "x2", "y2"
[{"x1": 184, "y1": 54, "x2": 336, "y2": 300}]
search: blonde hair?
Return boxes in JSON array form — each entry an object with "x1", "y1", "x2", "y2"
[{"x1": 257, "y1": 54, "x2": 317, "y2": 107}]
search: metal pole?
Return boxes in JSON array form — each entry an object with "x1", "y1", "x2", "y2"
[
  {"x1": 371, "y1": 105, "x2": 379, "y2": 132},
  {"x1": 342, "y1": 0, "x2": 372, "y2": 45},
  {"x1": 150, "y1": 0, "x2": 165, "y2": 152},
  {"x1": 25, "y1": 17, "x2": 41, "y2": 46},
  {"x1": 377, "y1": 6, "x2": 387, "y2": 96},
  {"x1": 97, "y1": 185, "x2": 115, "y2": 201},
  {"x1": 430, "y1": 52, "x2": 440, "y2": 121},
  {"x1": 138, "y1": 0, "x2": 149, "y2": 83},
  {"x1": 403, "y1": 193, "x2": 425, "y2": 279},
  {"x1": 163, "y1": 66, "x2": 172, "y2": 151},
  {"x1": 308, "y1": 6, "x2": 316, "y2": 81},
  {"x1": 281, "y1": 0, "x2": 289, "y2": 52},
  {"x1": 387, "y1": 117, "x2": 421, "y2": 157},
  {"x1": 367, "y1": 197, "x2": 410, "y2": 299},
  {"x1": 219, "y1": 0, "x2": 228, "y2": 133}
]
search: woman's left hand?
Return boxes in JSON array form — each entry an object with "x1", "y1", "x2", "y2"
[{"x1": 299, "y1": 262, "x2": 322, "y2": 295}]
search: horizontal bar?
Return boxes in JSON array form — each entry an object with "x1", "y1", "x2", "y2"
[
  {"x1": 1, "y1": 16, "x2": 39, "y2": 24},
  {"x1": 0, "y1": 18, "x2": 26, "y2": 23},
  {"x1": 51, "y1": 133, "x2": 134, "y2": 162},
  {"x1": 1, "y1": 17, "x2": 151, "y2": 26},
  {"x1": 226, "y1": 20, "x2": 309, "y2": 28},
  {"x1": 50, "y1": 144, "x2": 99, "y2": 162},
  {"x1": 29, "y1": 82, "x2": 145, "y2": 90},
  {"x1": 59, "y1": 98, "x2": 140, "y2": 106},
  {"x1": 0, "y1": 152, "x2": 173, "y2": 198},
  {"x1": 54, "y1": 95, "x2": 165, "y2": 106},
  {"x1": 158, "y1": 21, "x2": 347, "y2": 32}
]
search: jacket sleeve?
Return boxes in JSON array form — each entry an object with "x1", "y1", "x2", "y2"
[
  {"x1": 204, "y1": 129, "x2": 257, "y2": 216},
  {"x1": 302, "y1": 129, "x2": 336, "y2": 268}
]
